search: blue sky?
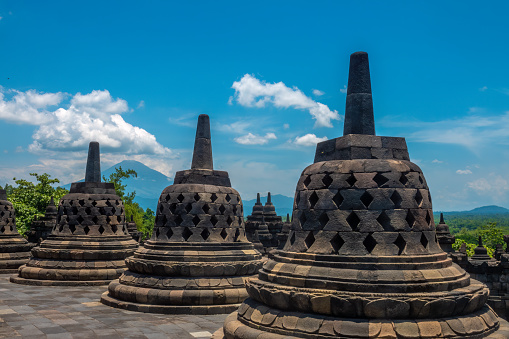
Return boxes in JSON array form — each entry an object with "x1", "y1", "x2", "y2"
[{"x1": 1, "y1": 1, "x2": 509, "y2": 211}]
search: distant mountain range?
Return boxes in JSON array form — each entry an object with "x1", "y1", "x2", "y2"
[{"x1": 438, "y1": 205, "x2": 509, "y2": 216}]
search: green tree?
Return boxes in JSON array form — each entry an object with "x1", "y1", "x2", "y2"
[
  {"x1": 102, "y1": 167, "x2": 153, "y2": 240},
  {"x1": 141, "y1": 208, "x2": 155, "y2": 240},
  {"x1": 1, "y1": 173, "x2": 68, "y2": 236}
]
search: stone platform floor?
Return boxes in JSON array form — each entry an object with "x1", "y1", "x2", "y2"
[{"x1": 0, "y1": 274, "x2": 226, "y2": 338}]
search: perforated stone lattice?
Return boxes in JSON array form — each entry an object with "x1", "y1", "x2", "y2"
[
  {"x1": 53, "y1": 196, "x2": 128, "y2": 236},
  {"x1": 285, "y1": 161, "x2": 440, "y2": 256},
  {"x1": 152, "y1": 186, "x2": 247, "y2": 243}
]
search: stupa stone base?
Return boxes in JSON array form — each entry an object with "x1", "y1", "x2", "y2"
[
  {"x1": 215, "y1": 303, "x2": 509, "y2": 339},
  {"x1": 0, "y1": 240, "x2": 31, "y2": 273}
]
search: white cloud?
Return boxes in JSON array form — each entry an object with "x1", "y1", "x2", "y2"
[
  {"x1": 283, "y1": 123, "x2": 290, "y2": 129},
  {"x1": 219, "y1": 121, "x2": 251, "y2": 134},
  {"x1": 340, "y1": 85, "x2": 347, "y2": 94},
  {"x1": 468, "y1": 175, "x2": 509, "y2": 197},
  {"x1": 0, "y1": 87, "x2": 172, "y2": 156},
  {"x1": 294, "y1": 134, "x2": 328, "y2": 146},
  {"x1": 137, "y1": 100, "x2": 145, "y2": 108},
  {"x1": 231, "y1": 74, "x2": 340, "y2": 128},
  {"x1": 456, "y1": 169, "x2": 472, "y2": 175},
  {"x1": 15, "y1": 146, "x2": 23, "y2": 153},
  {"x1": 234, "y1": 132, "x2": 277, "y2": 145},
  {"x1": 479, "y1": 86, "x2": 488, "y2": 92},
  {"x1": 432, "y1": 159, "x2": 443, "y2": 164},
  {"x1": 312, "y1": 89, "x2": 324, "y2": 96}
]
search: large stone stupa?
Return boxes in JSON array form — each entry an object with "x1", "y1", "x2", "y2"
[
  {"x1": 11, "y1": 142, "x2": 138, "y2": 285},
  {"x1": 216, "y1": 52, "x2": 509, "y2": 338},
  {"x1": 101, "y1": 114, "x2": 263, "y2": 314},
  {"x1": 0, "y1": 190, "x2": 31, "y2": 273}
]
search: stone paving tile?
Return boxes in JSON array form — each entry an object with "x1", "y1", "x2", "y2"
[{"x1": 0, "y1": 274, "x2": 227, "y2": 338}]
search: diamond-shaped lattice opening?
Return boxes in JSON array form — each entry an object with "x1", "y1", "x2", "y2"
[
  {"x1": 373, "y1": 173, "x2": 389, "y2": 187},
  {"x1": 219, "y1": 205, "x2": 226, "y2": 214},
  {"x1": 9, "y1": 225, "x2": 13, "y2": 232},
  {"x1": 85, "y1": 207, "x2": 91, "y2": 214},
  {"x1": 390, "y1": 191, "x2": 403, "y2": 208},
  {"x1": 83, "y1": 225, "x2": 90, "y2": 234},
  {"x1": 161, "y1": 214, "x2": 168, "y2": 226},
  {"x1": 69, "y1": 200, "x2": 73, "y2": 206},
  {"x1": 376, "y1": 211, "x2": 391, "y2": 230},
  {"x1": 182, "y1": 227, "x2": 193, "y2": 241},
  {"x1": 115, "y1": 200, "x2": 120, "y2": 206},
  {"x1": 76, "y1": 215, "x2": 84, "y2": 224},
  {"x1": 234, "y1": 228, "x2": 240, "y2": 241},
  {"x1": 177, "y1": 194, "x2": 185, "y2": 203},
  {"x1": 165, "y1": 194, "x2": 171, "y2": 202},
  {"x1": 112, "y1": 224, "x2": 118, "y2": 233},
  {"x1": 159, "y1": 204, "x2": 164, "y2": 213},
  {"x1": 305, "y1": 231, "x2": 315, "y2": 249},
  {"x1": 166, "y1": 228, "x2": 173, "y2": 239},
  {"x1": 0, "y1": 226, "x2": 4, "y2": 233},
  {"x1": 346, "y1": 174, "x2": 357, "y2": 187},
  {"x1": 185, "y1": 203, "x2": 193, "y2": 213},
  {"x1": 425, "y1": 211, "x2": 431, "y2": 225},
  {"x1": 420, "y1": 233, "x2": 428, "y2": 249},
  {"x1": 71, "y1": 206, "x2": 78, "y2": 214},
  {"x1": 201, "y1": 228, "x2": 210, "y2": 240},
  {"x1": 78, "y1": 199, "x2": 85, "y2": 206},
  {"x1": 394, "y1": 234, "x2": 406, "y2": 255},
  {"x1": 192, "y1": 215, "x2": 201, "y2": 226},
  {"x1": 211, "y1": 193, "x2": 218, "y2": 202},
  {"x1": 220, "y1": 228, "x2": 228, "y2": 239},
  {"x1": 400, "y1": 173, "x2": 408, "y2": 186},
  {"x1": 322, "y1": 174, "x2": 333, "y2": 188},
  {"x1": 92, "y1": 216, "x2": 99, "y2": 224},
  {"x1": 309, "y1": 191, "x2": 319, "y2": 209},
  {"x1": 232, "y1": 206, "x2": 237, "y2": 215},
  {"x1": 330, "y1": 233, "x2": 345, "y2": 253},
  {"x1": 318, "y1": 212, "x2": 329, "y2": 227},
  {"x1": 290, "y1": 232, "x2": 296, "y2": 245},
  {"x1": 58, "y1": 224, "x2": 64, "y2": 232},
  {"x1": 210, "y1": 215, "x2": 218, "y2": 226},
  {"x1": 117, "y1": 215, "x2": 122, "y2": 223},
  {"x1": 106, "y1": 216, "x2": 111, "y2": 223},
  {"x1": 106, "y1": 200, "x2": 112, "y2": 207},
  {"x1": 299, "y1": 211, "x2": 307, "y2": 227},
  {"x1": 99, "y1": 225, "x2": 105, "y2": 234},
  {"x1": 303, "y1": 175, "x2": 312, "y2": 188},
  {"x1": 227, "y1": 216, "x2": 233, "y2": 226},
  {"x1": 360, "y1": 191, "x2": 373, "y2": 208},
  {"x1": 202, "y1": 204, "x2": 210, "y2": 214},
  {"x1": 406, "y1": 210, "x2": 415, "y2": 228},
  {"x1": 363, "y1": 233, "x2": 377, "y2": 253},
  {"x1": 155, "y1": 228, "x2": 160, "y2": 237},
  {"x1": 169, "y1": 203, "x2": 177, "y2": 214},
  {"x1": 0, "y1": 212, "x2": 3, "y2": 217},
  {"x1": 225, "y1": 194, "x2": 231, "y2": 202},
  {"x1": 174, "y1": 215, "x2": 183, "y2": 226},
  {"x1": 346, "y1": 212, "x2": 360, "y2": 231},
  {"x1": 332, "y1": 191, "x2": 344, "y2": 208},
  {"x1": 111, "y1": 206, "x2": 116, "y2": 215},
  {"x1": 194, "y1": 193, "x2": 201, "y2": 201},
  {"x1": 415, "y1": 190, "x2": 423, "y2": 206},
  {"x1": 92, "y1": 201, "x2": 97, "y2": 207},
  {"x1": 295, "y1": 192, "x2": 301, "y2": 206},
  {"x1": 419, "y1": 175, "x2": 424, "y2": 184},
  {"x1": 69, "y1": 224, "x2": 76, "y2": 234}
]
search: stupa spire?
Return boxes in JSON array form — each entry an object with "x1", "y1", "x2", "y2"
[
  {"x1": 191, "y1": 114, "x2": 213, "y2": 170},
  {"x1": 85, "y1": 141, "x2": 101, "y2": 182},
  {"x1": 256, "y1": 193, "x2": 261, "y2": 205},
  {"x1": 267, "y1": 192, "x2": 272, "y2": 204},
  {"x1": 440, "y1": 212, "x2": 445, "y2": 223},
  {"x1": 343, "y1": 51, "x2": 375, "y2": 135}
]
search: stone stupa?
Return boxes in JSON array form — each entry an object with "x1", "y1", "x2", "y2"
[
  {"x1": 215, "y1": 52, "x2": 509, "y2": 338},
  {"x1": 11, "y1": 142, "x2": 138, "y2": 285},
  {"x1": 0, "y1": 190, "x2": 31, "y2": 273},
  {"x1": 436, "y1": 213, "x2": 456, "y2": 254},
  {"x1": 101, "y1": 114, "x2": 263, "y2": 314},
  {"x1": 27, "y1": 197, "x2": 58, "y2": 245}
]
